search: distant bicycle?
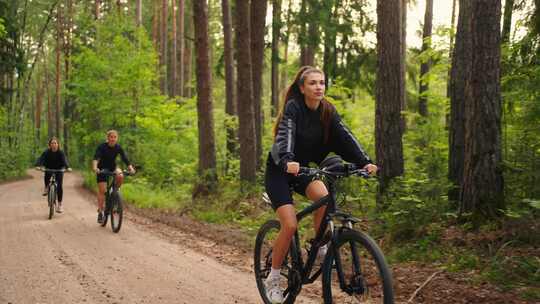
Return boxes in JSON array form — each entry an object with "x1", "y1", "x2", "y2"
[
  {"x1": 36, "y1": 168, "x2": 68, "y2": 219},
  {"x1": 254, "y1": 160, "x2": 394, "y2": 303},
  {"x1": 98, "y1": 169, "x2": 133, "y2": 233}
]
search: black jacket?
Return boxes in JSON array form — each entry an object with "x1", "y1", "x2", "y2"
[
  {"x1": 270, "y1": 98, "x2": 372, "y2": 171},
  {"x1": 93, "y1": 143, "x2": 130, "y2": 171},
  {"x1": 35, "y1": 149, "x2": 70, "y2": 169}
]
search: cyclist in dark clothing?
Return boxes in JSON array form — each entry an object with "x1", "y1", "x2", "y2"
[
  {"x1": 92, "y1": 130, "x2": 135, "y2": 223},
  {"x1": 35, "y1": 137, "x2": 72, "y2": 212},
  {"x1": 263, "y1": 66, "x2": 378, "y2": 303}
]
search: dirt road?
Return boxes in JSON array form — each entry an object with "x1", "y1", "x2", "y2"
[{"x1": 0, "y1": 171, "x2": 314, "y2": 304}]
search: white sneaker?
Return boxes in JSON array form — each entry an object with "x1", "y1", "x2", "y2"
[
  {"x1": 265, "y1": 274, "x2": 284, "y2": 303},
  {"x1": 56, "y1": 203, "x2": 64, "y2": 213}
]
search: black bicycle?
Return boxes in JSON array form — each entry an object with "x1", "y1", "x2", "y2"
[
  {"x1": 37, "y1": 168, "x2": 67, "y2": 219},
  {"x1": 98, "y1": 169, "x2": 133, "y2": 233},
  {"x1": 254, "y1": 157, "x2": 394, "y2": 303}
]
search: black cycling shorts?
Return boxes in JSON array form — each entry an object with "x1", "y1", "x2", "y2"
[
  {"x1": 96, "y1": 172, "x2": 110, "y2": 183},
  {"x1": 264, "y1": 154, "x2": 313, "y2": 210}
]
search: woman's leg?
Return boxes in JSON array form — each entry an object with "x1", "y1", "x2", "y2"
[
  {"x1": 56, "y1": 172, "x2": 64, "y2": 202},
  {"x1": 305, "y1": 180, "x2": 329, "y2": 234},
  {"x1": 97, "y1": 182, "x2": 107, "y2": 211},
  {"x1": 44, "y1": 172, "x2": 52, "y2": 188},
  {"x1": 271, "y1": 204, "x2": 298, "y2": 269}
]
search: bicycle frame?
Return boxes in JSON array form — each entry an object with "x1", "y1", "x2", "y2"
[
  {"x1": 291, "y1": 192, "x2": 335, "y2": 284},
  {"x1": 105, "y1": 175, "x2": 118, "y2": 198},
  {"x1": 39, "y1": 168, "x2": 66, "y2": 193},
  {"x1": 48, "y1": 174, "x2": 57, "y2": 189}
]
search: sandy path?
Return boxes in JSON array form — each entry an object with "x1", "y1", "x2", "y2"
[{"x1": 0, "y1": 171, "x2": 317, "y2": 304}]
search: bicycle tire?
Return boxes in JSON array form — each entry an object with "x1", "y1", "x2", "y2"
[
  {"x1": 48, "y1": 184, "x2": 56, "y2": 220},
  {"x1": 254, "y1": 220, "x2": 299, "y2": 304},
  {"x1": 322, "y1": 229, "x2": 394, "y2": 304},
  {"x1": 110, "y1": 192, "x2": 123, "y2": 233}
]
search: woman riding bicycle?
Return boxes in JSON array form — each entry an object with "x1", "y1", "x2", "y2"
[
  {"x1": 35, "y1": 137, "x2": 72, "y2": 213},
  {"x1": 264, "y1": 66, "x2": 377, "y2": 303},
  {"x1": 92, "y1": 130, "x2": 135, "y2": 224}
]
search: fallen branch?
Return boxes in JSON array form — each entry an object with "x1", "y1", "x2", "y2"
[{"x1": 407, "y1": 270, "x2": 443, "y2": 303}]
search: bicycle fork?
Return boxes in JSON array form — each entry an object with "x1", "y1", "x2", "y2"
[{"x1": 330, "y1": 221, "x2": 366, "y2": 296}]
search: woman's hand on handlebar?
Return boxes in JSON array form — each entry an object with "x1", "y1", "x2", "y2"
[
  {"x1": 128, "y1": 165, "x2": 136, "y2": 174},
  {"x1": 363, "y1": 163, "x2": 378, "y2": 175},
  {"x1": 286, "y1": 162, "x2": 300, "y2": 176}
]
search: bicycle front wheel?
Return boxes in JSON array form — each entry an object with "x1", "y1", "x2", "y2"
[
  {"x1": 322, "y1": 229, "x2": 394, "y2": 304},
  {"x1": 254, "y1": 220, "x2": 299, "y2": 304},
  {"x1": 47, "y1": 184, "x2": 56, "y2": 220},
  {"x1": 110, "y1": 192, "x2": 123, "y2": 233}
]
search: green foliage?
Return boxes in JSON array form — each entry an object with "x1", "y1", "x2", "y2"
[
  {"x1": 0, "y1": 17, "x2": 5, "y2": 37},
  {"x1": 374, "y1": 31, "x2": 453, "y2": 241},
  {"x1": 70, "y1": 15, "x2": 161, "y2": 146},
  {"x1": 501, "y1": 14, "x2": 540, "y2": 220}
]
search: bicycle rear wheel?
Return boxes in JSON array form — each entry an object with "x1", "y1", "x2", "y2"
[
  {"x1": 110, "y1": 192, "x2": 123, "y2": 233},
  {"x1": 47, "y1": 184, "x2": 56, "y2": 220},
  {"x1": 254, "y1": 220, "x2": 300, "y2": 304},
  {"x1": 322, "y1": 229, "x2": 394, "y2": 304}
]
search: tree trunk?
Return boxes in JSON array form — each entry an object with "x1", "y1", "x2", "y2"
[
  {"x1": 116, "y1": 0, "x2": 123, "y2": 15},
  {"x1": 95, "y1": 0, "x2": 100, "y2": 19},
  {"x1": 192, "y1": 0, "x2": 217, "y2": 185},
  {"x1": 375, "y1": 0, "x2": 405, "y2": 196},
  {"x1": 323, "y1": 0, "x2": 339, "y2": 87},
  {"x1": 302, "y1": 0, "x2": 318, "y2": 66},
  {"x1": 63, "y1": 0, "x2": 74, "y2": 156},
  {"x1": 280, "y1": 1, "x2": 292, "y2": 95},
  {"x1": 152, "y1": 0, "x2": 160, "y2": 48},
  {"x1": 184, "y1": 12, "x2": 193, "y2": 98},
  {"x1": 449, "y1": 0, "x2": 457, "y2": 52},
  {"x1": 299, "y1": 0, "x2": 308, "y2": 65},
  {"x1": 501, "y1": 0, "x2": 514, "y2": 43},
  {"x1": 171, "y1": 0, "x2": 177, "y2": 97},
  {"x1": 136, "y1": 0, "x2": 142, "y2": 26},
  {"x1": 449, "y1": 0, "x2": 472, "y2": 201},
  {"x1": 177, "y1": 0, "x2": 185, "y2": 97},
  {"x1": 222, "y1": 0, "x2": 237, "y2": 164},
  {"x1": 418, "y1": 0, "x2": 433, "y2": 117},
  {"x1": 401, "y1": 0, "x2": 407, "y2": 129},
  {"x1": 251, "y1": 0, "x2": 267, "y2": 170},
  {"x1": 44, "y1": 56, "x2": 53, "y2": 139},
  {"x1": 161, "y1": 0, "x2": 168, "y2": 94},
  {"x1": 36, "y1": 76, "x2": 44, "y2": 146},
  {"x1": 271, "y1": 0, "x2": 281, "y2": 117},
  {"x1": 55, "y1": 4, "x2": 62, "y2": 138},
  {"x1": 461, "y1": 0, "x2": 504, "y2": 219},
  {"x1": 235, "y1": 0, "x2": 257, "y2": 183},
  {"x1": 446, "y1": 0, "x2": 457, "y2": 103}
]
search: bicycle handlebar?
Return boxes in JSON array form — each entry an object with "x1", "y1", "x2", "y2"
[
  {"x1": 97, "y1": 169, "x2": 135, "y2": 176},
  {"x1": 298, "y1": 164, "x2": 372, "y2": 179},
  {"x1": 36, "y1": 168, "x2": 69, "y2": 173}
]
